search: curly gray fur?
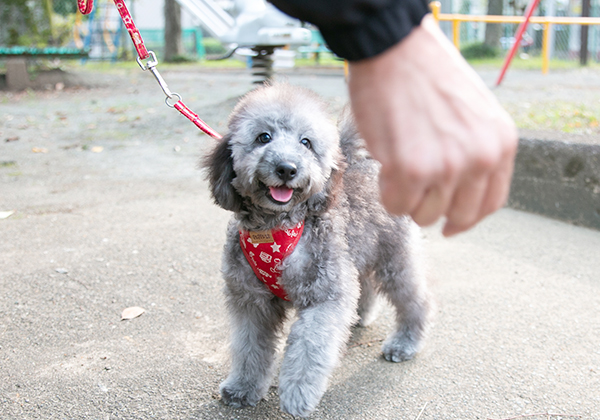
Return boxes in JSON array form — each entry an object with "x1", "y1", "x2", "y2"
[{"x1": 203, "y1": 83, "x2": 431, "y2": 417}]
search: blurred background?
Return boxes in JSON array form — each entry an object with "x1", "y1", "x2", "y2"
[
  {"x1": 0, "y1": 0, "x2": 331, "y2": 70},
  {"x1": 0, "y1": 0, "x2": 599, "y2": 73}
]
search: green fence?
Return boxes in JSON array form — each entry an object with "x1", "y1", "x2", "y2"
[{"x1": 138, "y1": 29, "x2": 206, "y2": 59}]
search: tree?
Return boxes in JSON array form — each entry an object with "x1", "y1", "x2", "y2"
[
  {"x1": 484, "y1": 0, "x2": 504, "y2": 49},
  {"x1": 580, "y1": 0, "x2": 590, "y2": 65},
  {"x1": 164, "y1": 0, "x2": 183, "y2": 62},
  {"x1": 0, "y1": 0, "x2": 49, "y2": 46}
]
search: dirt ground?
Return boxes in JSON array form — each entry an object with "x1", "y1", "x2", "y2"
[{"x1": 1, "y1": 66, "x2": 600, "y2": 420}]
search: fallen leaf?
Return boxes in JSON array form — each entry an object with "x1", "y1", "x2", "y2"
[
  {"x1": 32, "y1": 147, "x2": 49, "y2": 153},
  {"x1": 91, "y1": 146, "x2": 104, "y2": 153},
  {"x1": 0, "y1": 210, "x2": 15, "y2": 220},
  {"x1": 6, "y1": 136, "x2": 19, "y2": 142},
  {"x1": 121, "y1": 306, "x2": 145, "y2": 321},
  {"x1": 55, "y1": 268, "x2": 68, "y2": 274}
]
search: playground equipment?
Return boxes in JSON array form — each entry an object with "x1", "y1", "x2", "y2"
[
  {"x1": 77, "y1": 0, "x2": 224, "y2": 139},
  {"x1": 72, "y1": 0, "x2": 315, "y2": 138},
  {"x1": 174, "y1": 0, "x2": 312, "y2": 81},
  {"x1": 85, "y1": 0, "x2": 123, "y2": 60},
  {"x1": 75, "y1": 0, "x2": 312, "y2": 80},
  {"x1": 72, "y1": 0, "x2": 125, "y2": 60},
  {"x1": 429, "y1": 1, "x2": 600, "y2": 79}
]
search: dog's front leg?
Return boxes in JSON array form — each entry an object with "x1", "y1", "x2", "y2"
[
  {"x1": 220, "y1": 295, "x2": 286, "y2": 408},
  {"x1": 279, "y1": 299, "x2": 356, "y2": 417}
]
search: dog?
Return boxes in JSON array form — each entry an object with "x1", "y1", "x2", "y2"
[{"x1": 203, "y1": 82, "x2": 431, "y2": 417}]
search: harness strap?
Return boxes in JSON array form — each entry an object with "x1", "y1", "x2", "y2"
[{"x1": 239, "y1": 222, "x2": 305, "y2": 301}]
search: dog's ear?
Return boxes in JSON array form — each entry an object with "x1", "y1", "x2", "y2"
[
  {"x1": 307, "y1": 152, "x2": 346, "y2": 214},
  {"x1": 202, "y1": 134, "x2": 244, "y2": 212}
]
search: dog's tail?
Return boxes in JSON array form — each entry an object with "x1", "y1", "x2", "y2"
[{"x1": 338, "y1": 106, "x2": 371, "y2": 164}]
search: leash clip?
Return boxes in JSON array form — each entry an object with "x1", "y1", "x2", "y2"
[
  {"x1": 137, "y1": 50, "x2": 177, "y2": 101},
  {"x1": 136, "y1": 50, "x2": 158, "y2": 70},
  {"x1": 79, "y1": 0, "x2": 222, "y2": 140}
]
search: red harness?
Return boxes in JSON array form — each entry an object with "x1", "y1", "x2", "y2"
[{"x1": 239, "y1": 222, "x2": 304, "y2": 301}]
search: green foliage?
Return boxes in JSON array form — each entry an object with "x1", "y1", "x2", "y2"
[
  {"x1": 0, "y1": 0, "x2": 50, "y2": 46},
  {"x1": 165, "y1": 54, "x2": 198, "y2": 63},
  {"x1": 460, "y1": 42, "x2": 499, "y2": 59},
  {"x1": 202, "y1": 38, "x2": 227, "y2": 55},
  {"x1": 506, "y1": 101, "x2": 600, "y2": 134},
  {"x1": 51, "y1": 13, "x2": 77, "y2": 46},
  {"x1": 0, "y1": 0, "x2": 76, "y2": 47},
  {"x1": 53, "y1": 0, "x2": 77, "y2": 15}
]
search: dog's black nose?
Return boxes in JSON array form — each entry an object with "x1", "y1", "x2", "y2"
[{"x1": 275, "y1": 162, "x2": 297, "y2": 182}]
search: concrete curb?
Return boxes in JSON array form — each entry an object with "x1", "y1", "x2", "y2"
[{"x1": 509, "y1": 137, "x2": 600, "y2": 230}]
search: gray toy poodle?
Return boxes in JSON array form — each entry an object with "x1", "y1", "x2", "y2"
[{"x1": 203, "y1": 82, "x2": 431, "y2": 417}]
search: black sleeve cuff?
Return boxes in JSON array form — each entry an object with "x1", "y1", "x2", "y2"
[{"x1": 318, "y1": 0, "x2": 430, "y2": 61}]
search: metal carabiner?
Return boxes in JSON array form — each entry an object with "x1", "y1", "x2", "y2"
[
  {"x1": 136, "y1": 50, "x2": 158, "y2": 71},
  {"x1": 165, "y1": 93, "x2": 182, "y2": 108},
  {"x1": 136, "y1": 50, "x2": 176, "y2": 101}
]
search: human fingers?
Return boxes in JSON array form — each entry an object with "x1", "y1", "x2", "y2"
[
  {"x1": 442, "y1": 143, "x2": 516, "y2": 237},
  {"x1": 442, "y1": 173, "x2": 489, "y2": 236},
  {"x1": 378, "y1": 165, "x2": 426, "y2": 217},
  {"x1": 410, "y1": 184, "x2": 456, "y2": 227},
  {"x1": 478, "y1": 132, "x2": 518, "y2": 217},
  {"x1": 470, "y1": 150, "x2": 515, "y2": 223},
  {"x1": 442, "y1": 124, "x2": 518, "y2": 236}
]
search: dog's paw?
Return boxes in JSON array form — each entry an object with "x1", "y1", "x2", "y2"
[
  {"x1": 279, "y1": 382, "x2": 321, "y2": 418},
  {"x1": 220, "y1": 380, "x2": 262, "y2": 408},
  {"x1": 382, "y1": 331, "x2": 421, "y2": 363}
]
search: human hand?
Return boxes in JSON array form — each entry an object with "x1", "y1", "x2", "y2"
[{"x1": 348, "y1": 14, "x2": 518, "y2": 236}]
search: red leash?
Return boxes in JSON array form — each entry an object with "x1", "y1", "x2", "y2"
[{"x1": 77, "y1": 0, "x2": 222, "y2": 140}]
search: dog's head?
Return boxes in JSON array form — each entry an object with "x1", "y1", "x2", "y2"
[{"x1": 204, "y1": 83, "x2": 343, "y2": 216}]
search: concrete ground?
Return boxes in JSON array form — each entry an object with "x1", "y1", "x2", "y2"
[{"x1": 1, "y1": 67, "x2": 600, "y2": 419}]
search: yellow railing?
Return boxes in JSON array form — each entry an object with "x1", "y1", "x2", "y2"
[{"x1": 429, "y1": 1, "x2": 600, "y2": 74}]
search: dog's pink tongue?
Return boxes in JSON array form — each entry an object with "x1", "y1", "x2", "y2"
[{"x1": 270, "y1": 186, "x2": 294, "y2": 203}]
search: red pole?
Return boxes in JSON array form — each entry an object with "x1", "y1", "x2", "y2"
[{"x1": 495, "y1": 0, "x2": 541, "y2": 86}]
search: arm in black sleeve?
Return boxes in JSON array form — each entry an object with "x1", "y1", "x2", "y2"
[{"x1": 268, "y1": 0, "x2": 430, "y2": 61}]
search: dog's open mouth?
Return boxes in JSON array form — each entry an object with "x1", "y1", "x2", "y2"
[{"x1": 268, "y1": 186, "x2": 294, "y2": 204}]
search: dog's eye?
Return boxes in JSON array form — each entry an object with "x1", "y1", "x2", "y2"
[
  {"x1": 256, "y1": 133, "x2": 272, "y2": 144},
  {"x1": 300, "y1": 138, "x2": 311, "y2": 149}
]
